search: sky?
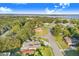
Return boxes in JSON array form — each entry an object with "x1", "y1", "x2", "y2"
[{"x1": 0, "y1": 3, "x2": 79, "y2": 14}]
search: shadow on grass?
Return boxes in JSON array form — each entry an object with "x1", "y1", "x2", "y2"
[
  {"x1": 0, "y1": 48, "x2": 20, "y2": 56},
  {"x1": 9, "y1": 48, "x2": 20, "y2": 56},
  {"x1": 64, "y1": 50, "x2": 79, "y2": 56}
]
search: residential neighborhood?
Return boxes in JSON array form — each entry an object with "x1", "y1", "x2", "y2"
[{"x1": 0, "y1": 15, "x2": 79, "y2": 56}]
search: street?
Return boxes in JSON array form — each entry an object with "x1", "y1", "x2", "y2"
[{"x1": 41, "y1": 29, "x2": 63, "y2": 56}]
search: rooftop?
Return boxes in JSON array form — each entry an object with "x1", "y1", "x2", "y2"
[{"x1": 21, "y1": 40, "x2": 41, "y2": 50}]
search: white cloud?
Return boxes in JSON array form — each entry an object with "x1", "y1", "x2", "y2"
[
  {"x1": 14, "y1": 3, "x2": 27, "y2": 5},
  {"x1": 59, "y1": 3, "x2": 70, "y2": 6},
  {"x1": 59, "y1": 3, "x2": 70, "y2": 8},
  {"x1": 54, "y1": 5, "x2": 59, "y2": 8},
  {"x1": 45, "y1": 3, "x2": 70, "y2": 14},
  {"x1": 0, "y1": 7, "x2": 12, "y2": 12},
  {"x1": 45, "y1": 8, "x2": 56, "y2": 14}
]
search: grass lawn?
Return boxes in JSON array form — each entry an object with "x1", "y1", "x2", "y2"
[
  {"x1": 35, "y1": 27, "x2": 48, "y2": 37},
  {"x1": 39, "y1": 38, "x2": 48, "y2": 42},
  {"x1": 55, "y1": 35, "x2": 68, "y2": 49},
  {"x1": 64, "y1": 50, "x2": 79, "y2": 56},
  {"x1": 39, "y1": 46, "x2": 54, "y2": 56}
]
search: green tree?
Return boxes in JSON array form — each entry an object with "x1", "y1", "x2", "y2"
[
  {"x1": 0, "y1": 37, "x2": 21, "y2": 52},
  {"x1": 51, "y1": 24, "x2": 62, "y2": 36}
]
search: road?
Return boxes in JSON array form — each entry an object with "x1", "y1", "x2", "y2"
[{"x1": 41, "y1": 29, "x2": 63, "y2": 56}]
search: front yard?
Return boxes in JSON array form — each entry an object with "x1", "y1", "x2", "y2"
[
  {"x1": 39, "y1": 46, "x2": 54, "y2": 56},
  {"x1": 54, "y1": 35, "x2": 68, "y2": 49},
  {"x1": 34, "y1": 46, "x2": 54, "y2": 56}
]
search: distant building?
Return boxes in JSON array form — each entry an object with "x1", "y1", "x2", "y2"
[{"x1": 59, "y1": 23, "x2": 74, "y2": 27}]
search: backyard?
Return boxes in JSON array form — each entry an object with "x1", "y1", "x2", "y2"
[{"x1": 35, "y1": 27, "x2": 48, "y2": 37}]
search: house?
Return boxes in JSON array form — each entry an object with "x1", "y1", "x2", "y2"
[
  {"x1": 64, "y1": 36, "x2": 72, "y2": 46},
  {"x1": 21, "y1": 40, "x2": 41, "y2": 50},
  {"x1": 64, "y1": 36, "x2": 79, "y2": 46},
  {"x1": 20, "y1": 40, "x2": 41, "y2": 55}
]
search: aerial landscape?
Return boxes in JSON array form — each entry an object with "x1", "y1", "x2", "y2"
[{"x1": 0, "y1": 3, "x2": 79, "y2": 56}]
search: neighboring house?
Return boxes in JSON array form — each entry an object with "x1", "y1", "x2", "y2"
[
  {"x1": 64, "y1": 36, "x2": 79, "y2": 46},
  {"x1": 64, "y1": 36, "x2": 72, "y2": 46},
  {"x1": 20, "y1": 40, "x2": 41, "y2": 54}
]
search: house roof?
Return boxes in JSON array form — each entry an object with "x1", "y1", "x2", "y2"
[
  {"x1": 21, "y1": 40, "x2": 41, "y2": 50},
  {"x1": 20, "y1": 49, "x2": 35, "y2": 54},
  {"x1": 64, "y1": 36, "x2": 79, "y2": 46},
  {"x1": 64, "y1": 37, "x2": 72, "y2": 45}
]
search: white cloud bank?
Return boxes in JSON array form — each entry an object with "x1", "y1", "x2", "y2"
[
  {"x1": 45, "y1": 3, "x2": 70, "y2": 14},
  {"x1": 59, "y1": 3, "x2": 70, "y2": 6},
  {"x1": 0, "y1": 7, "x2": 12, "y2": 13},
  {"x1": 45, "y1": 8, "x2": 56, "y2": 14},
  {"x1": 59, "y1": 3, "x2": 70, "y2": 8}
]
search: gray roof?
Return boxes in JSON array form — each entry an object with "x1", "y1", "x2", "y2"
[{"x1": 21, "y1": 40, "x2": 41, "y2": 50}]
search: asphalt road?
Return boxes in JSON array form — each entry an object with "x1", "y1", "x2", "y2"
[{"x1": 41, "y1": 29, "x2": 63, "y2": 56}]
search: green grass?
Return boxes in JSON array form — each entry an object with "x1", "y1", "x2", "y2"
[
  {"x1": 64, "y1": 50, "x2": 79, "y2": 56},
  {"x1": 55, "y1": 35, "x2": 68, "y2": 49},
  {"x1": 39, "y1": 38, "x2": 48, "y2": 42},
  {"x1": 39, "y1": 46, "x2": 54, "y2": 56},
  {"x1": 34, "y1": 46, "x2": 54, "y2": 56},
  {"x1": 35, "y1": 27, "x2": 48, "y2": 37}
]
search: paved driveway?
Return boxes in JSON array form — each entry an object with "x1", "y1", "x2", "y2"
[{"x1": 41, "y1": 29, "x2": 63, "y2": 56}]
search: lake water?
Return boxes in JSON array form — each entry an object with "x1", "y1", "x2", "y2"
[
  {"x1": 48, "y1": 15, "x2": 79, "y2": 19},
  {"x1": 0, "y1": 14, "x2": 79, "y2": 19}
]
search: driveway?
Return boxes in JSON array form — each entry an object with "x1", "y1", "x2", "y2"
[{"x1": 41, "y1": 29, "x2": 63, "y2": 56}]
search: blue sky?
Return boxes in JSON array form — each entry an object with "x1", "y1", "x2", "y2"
[{"x1": 0, "y1": 3, "x2": 79, "y2": 14}]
